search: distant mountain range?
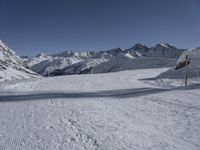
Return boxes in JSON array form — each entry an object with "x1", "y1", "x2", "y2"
[
  {"x1": 22, "y1": 42, "x2": 185, "y2": 76},
  {"x1": 1, "y1": 40, "x2": 191, "y2": 81}
]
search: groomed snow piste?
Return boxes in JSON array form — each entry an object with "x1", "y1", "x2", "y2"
[{"x1": 0, "y1": 68, "x2": 199, "y2": 150}]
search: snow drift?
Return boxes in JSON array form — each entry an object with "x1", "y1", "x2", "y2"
[{"x1": 157, "y1": 48, "x2": 200, "y2": 79}]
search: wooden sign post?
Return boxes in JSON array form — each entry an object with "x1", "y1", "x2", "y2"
[
  {"x1": 185, "y1": 55, "x2": 188, "y2": 87},
  {"x1": 91, "y1": 67, "x2": 94, "y2": 74},
  {"x1": 48, "y1": 67, "x2": 52, "y2": 77},
  {"x1": 175, "y1": 54, "x2": 191, "y2": 87}
]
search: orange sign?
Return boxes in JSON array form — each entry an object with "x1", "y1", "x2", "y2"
[{"x1": 175, "y1": 60, "x2": 190, "y2": 70}]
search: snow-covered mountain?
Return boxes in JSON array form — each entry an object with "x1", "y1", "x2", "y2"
[
  {"x1": 92, "y1": 43, "x2": 183, "y2": 74},
  {"x1": 0, "y1": 40, "x2": 38, "y2": 81},
  {"x1": 22, "y1": 43, "x2": 185, "y2": 76},
  {"x1": 123, "y1": 43, "x2": 183, "y2": 58},
  {"x1": 157, "y1": 47, "x2": 200, "y2": 79},
  {"x1": 23, "y1": 50, "x2": 109, "y2": 76}
]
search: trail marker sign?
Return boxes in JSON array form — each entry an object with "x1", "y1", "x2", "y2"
[
  {"x1": 175, "y1": 57, "x2": 191, "y2": 70},
  {"x1": 175, "y1": 55, "x2": 191, "y2": 86}
]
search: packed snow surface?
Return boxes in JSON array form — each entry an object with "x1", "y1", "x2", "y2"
[{"x1": 0, "y1": 68, "x2": 200, "y2": 150}]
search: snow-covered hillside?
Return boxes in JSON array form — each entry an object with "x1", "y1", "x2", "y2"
[
  {"x1": 0, "y1": 68, "x2": 199, "y2": 150},
  {"x1": 157, "y1": 48, "x2": 200, "y2": 79},
  {"x1": 93, "y1": 55, "x2": 176, "y2": 74},
  {"x1": 0, "y1": 40, "x2": 38, "y2": 81},
  {"x1": 23, "y1": 50, "x2": 111, "y2": 76},
  {"x1": 22, "y1": 43, "x2": 185, "y2": 76}
]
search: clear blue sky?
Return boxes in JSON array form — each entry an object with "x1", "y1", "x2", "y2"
[{"x1": 0, "y1": 0, "x2": 200, "y2": 56}]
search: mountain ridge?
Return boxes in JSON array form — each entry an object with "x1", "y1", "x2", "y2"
[
  {"x1": 0, "y1": 40, "x2": 39, "y2": 81},
  {"x1": 21, "y1": 42, "x2": 186, "y2": 76}
]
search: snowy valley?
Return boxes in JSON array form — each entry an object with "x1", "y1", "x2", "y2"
[{"x1": 0, "y1": 40, "x2": 200, "y2": 150}]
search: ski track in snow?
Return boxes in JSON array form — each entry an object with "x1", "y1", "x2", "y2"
[{"x1": 0, "y1": 68, "x2": 200, "y2": 150}]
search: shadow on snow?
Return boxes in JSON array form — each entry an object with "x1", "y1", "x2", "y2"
[{"x1": 0, "y1": 83, "x2": 200, "y2": 102}]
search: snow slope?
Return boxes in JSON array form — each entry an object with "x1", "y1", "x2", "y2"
[
  {"x1": 157, "y1": 48, "x2": 200, "y2": 79},
  {"x1": 0, "y1": 40, "x2": 39, "y2": 81},
  {"x1": 0, "y1": 68, "x2": 199, "y2": 150},
  {"x1": 93, "y1": 55, "x2": 176, "y2": 74}
]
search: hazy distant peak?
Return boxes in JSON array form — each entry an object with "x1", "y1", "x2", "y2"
[
  {"x1": 155, "y1": 42, "x2": 175, "y2": 49},
  {"x1": 106, "y1": 47, "x2": 124, "y2": 53},
  {"x1": 35, "y1": 53, "x2": 48, "y2": 58},
  {"x1": 131, "y1": 43, "x2": 149, "y2": 50}
]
